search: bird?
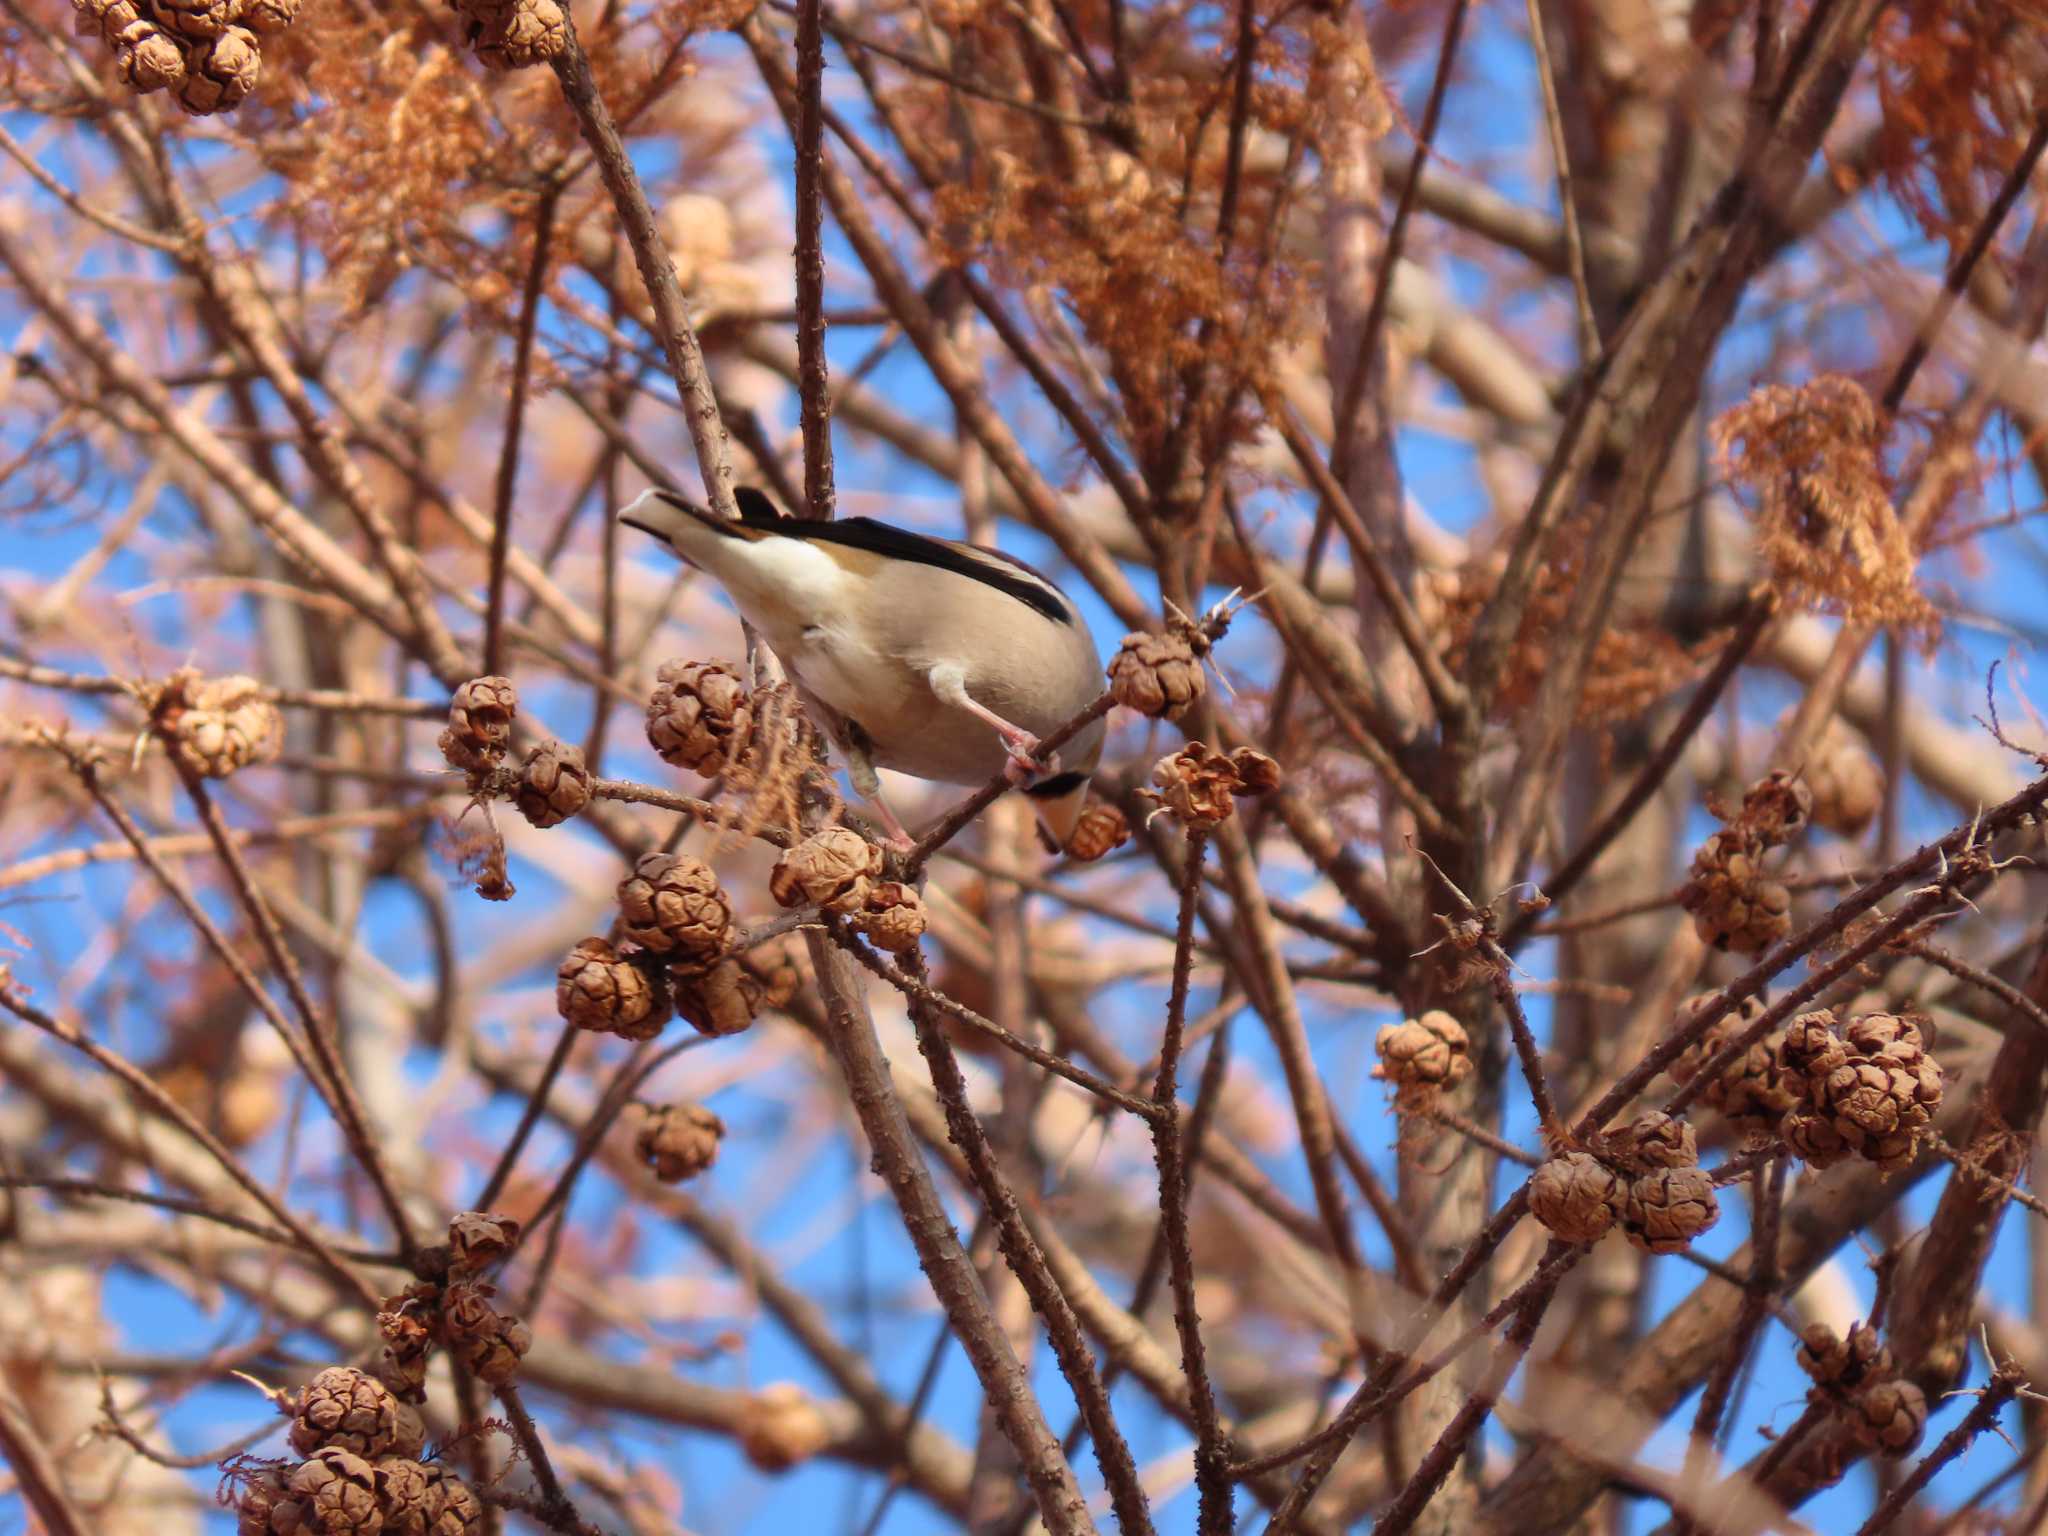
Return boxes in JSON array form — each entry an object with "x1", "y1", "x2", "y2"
[{"x1": 620, "y1": 485, "x2": 1105, "y2": 853}]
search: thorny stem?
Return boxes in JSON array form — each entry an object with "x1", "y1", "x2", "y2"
[{"x1": 1851, "y1": 1368, "x2": 2024, "y2": 1536}]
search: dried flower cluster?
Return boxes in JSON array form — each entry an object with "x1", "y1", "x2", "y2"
[
  {"x1": 1145, "y1": 742, "x2": 1280, "y2": 829},
  {"x1": 771, "y1": 825, "x2": 884, "y2": 913},
  {"x1": 1714, "y1": 376, "x2": 1937, "y2": 633},
  {"x1": 513, "y1": 739, "x2": 593, "y2": 827},
  {"x1": 1107, "y1": 621, "x2": 1209, "y2": 719},
  {"x1": 634, "y1": 1100, "x2": 724, "y2": 1182},
  {"x1": 1790, "y1": 714, "x2": 1887, "y2": 839},
  {"x1": 1797, "y1": 1321, "x2": 1929, "y2": 1456},
  {"x1": 448, "y1": 0, "x2": 566, "y2": 71},
  {"x1": 73, "y1": 0, "x2": 295, "y2": 116},
  {"x1": 1669, "y1": 993, "x2": 1800, "y2": 1145},
  {"x1": 647, "y1": 659, "x2": 754, "y2": 775},
  {"x1": 1064, "y1": 803, "x2": 1131, "y2": 862}
]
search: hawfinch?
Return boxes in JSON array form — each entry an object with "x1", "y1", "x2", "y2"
[{"x1": 621, "y1": 486, "x2": 1104, "y2": 851}]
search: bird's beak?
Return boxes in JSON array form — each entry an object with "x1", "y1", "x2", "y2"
[{"x1": 1030, "y1": 777, "x2": 1093, "y2": 855}]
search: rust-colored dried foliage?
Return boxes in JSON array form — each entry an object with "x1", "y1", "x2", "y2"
[
  {"x1": 1713, "y1": 375, "x2": 1938, "y2": 634},
  {"x1": 1872, "y1": 0, "x2": 2048, "y2": 248},
  {"x1": 904, "y1": 0, "x2": 1358, "y2": 484}
]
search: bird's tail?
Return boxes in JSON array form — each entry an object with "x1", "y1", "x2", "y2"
[{"x1": 617, "y1": 487, "x2": 772, "y2": 570}]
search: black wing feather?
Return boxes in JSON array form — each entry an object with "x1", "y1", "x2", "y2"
[{"x1": 730, "y1": 493, "x2": 1074, "y2": 627}]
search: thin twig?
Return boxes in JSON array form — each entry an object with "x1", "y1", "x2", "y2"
[{"x1": 484, "y1": 184, "x2": 561, "y2": 679}]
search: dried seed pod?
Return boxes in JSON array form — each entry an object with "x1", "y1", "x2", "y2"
[
  {"x1": 855, "y1": 881, "x2": 927, "y2": 953},
  {"x1": 288, "y1": 1446, "x2": 384, "y2": 1535},
  {"x1": 1851, "y1": 1377, "x2": 1928, "y2": 1455},
  {"x1": 736, "y1": 1382, "x2": 833, "y2": 1471},
  {"x1": 174, "y1": 23, "x2": 260, "y2": 114},
  {"x1": 149, "y1": 0, "x2": 242, "y2": 39},
  {"x1": 389, "y1": 1402, "x2": 426, "y2": 1461},
  {"x1": 617, "y1": 852, "x2": 732, "y2": 960},
  {"x1": 1783, "y1": 714, "x2": 1885, "y2": 838},
  {"x1": 672, "y1": 958, "x2": 760, "y2": 1038},
  {"x1": 1843, "y1": 1008, "x2": 1927, "y2": 1059},
  {"x1": 1680, "y1": 828, "x2": 1792, "y2": 953},
  {"x1": 646, "y1": 660, "x2": 753, "y2": 775},
  {"x1": 1227, "y1": 747, "x2": 1282, "y2": 796},
  {"x1": 374, "y1": 1457, "x2": 434, "y2": 1536},
  {"x1": 1372, "y1": 1010, "x2": 1472, "y2": 1108},
  {"x1": 634, "y1": 1102, "x2": 724, "y2": 1183},
  {"x1": 738, "y1": 937, "x2": 803, "y2": 1010},
  {"x1": 153, "y1": 669, "x2": 283, "y2": 778},
  {"x1": 231, "y1": 1463, "x2": 290, "y2": 1536},
  {"x1": 440, "y1": 1280, "x2": 532, "y2": 1386},
  {"x1": 1620, "y1": 1165, "x2": 1718, "y2": 1253},
  {"x1": 291, "y1": 1366, "x2": 402, "y2": 1458},
  {"x1": 1064, "y1": 804, "x2": 1130, "y2": 862},
  {"x1": 1737, "y1": 769, "x2": 1813, "y2": 847},
  {"x1": 420, "y1": 1463, "x2": 482, "y2": 1536},
  {"x1": 438, "y1": 676, "x2": 518, "y2": 774},
  {"x1": 1150, "y1": 741, "x2": 1239, "y2": 829},
  {"x1": 376, "y1": 1300, "x2": 435, "y2": 1403},
  {"x1": 1107, "y1": 627, "x2": 1206, "y2": 719},
  {"x1": 239, "y1": 0, "x2": 296, "y2": 32},
  {"x1": 512, "y1": 740, "x2": 591, "y2": 828},
  {"x1": 556, "y1": 937, "x2": 670, "y2": 1040},
  {"x1": 1602, "y1": 1112, "x2": 1698, "y2": 1173},
  {"x1": 446, "y1": 1212, "x2": 520, "y2": 1275},
  {"x1": 117, "y1": 24, "x2": 185, "y2": 89},
  {"x1": 770, "y1": 826, "x2": 883, "y2": 913},
  {"x1": 1797, "y1": 1321, "x2": 1893, "y2": 1390},
  {"x1": 1528, "y1": 1151, "x2": 1622, "y2": 1244},
  {"x1": 1782, "y1": 1104, "x2": 1853, "y2": 1169},
  {"x1": 469, "y1": 0, "x2": 565, "y2": 67},
  {"x1": 1670, "y1": 994, "x2": 1798, "y2": 1142},
  {"x1": 1777, "y1": 1009, "x2": 1848, "y2": 1092}
]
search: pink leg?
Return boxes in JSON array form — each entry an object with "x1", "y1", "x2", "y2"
[
  {"x1": 866, "y1": 787, "x2": 919, "y2": 853},
  {"x1": 927, "y1": 663, "x2": 1049, "y2": 784}
]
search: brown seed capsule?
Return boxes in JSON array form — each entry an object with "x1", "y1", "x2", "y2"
[
  {"x1": 1851, "y1": 1377, "x2": 1928, "y2": 1455},
  {"x1": 1620, "y1": 1165, "x2": 1718, "y2": 1253},
  {"x1": 288, "y1": 1446, "x2": 384, "y2": 1536},
  {"x1": 634, "y1": 1102, "x2": 724, "y2": 1183},
  {"x1": 440, "y1": 1280, "x2": 531, "y2": 1387},
  {"x1": 556, "y1": 937, "x2": 670, "y2": 1040},
  {"x1": 151, "y1": 0, "x2": 240, "y2": 39},
  {"x1": 291, "y1": 1366, "x2": 402, "y2": 1459},
  {"x1": 153, "y1": 669, "x2": 283, "y2": 778},
  {"x1": 1107, "y1": 629, "x2": 1206, "y2": 719},
  {"x1": 512, "y1": 740, "x2": 591, "y2": 828},
  {"x1": 770, "y1": 826, "x2": 883, "y2": 913},
  {"x1": 1786, "y1": 715, "x2": 1885, "y2": 839},
  {"x1": 470, "y1": 0, "x2": 565, "y2": 68},
  {"x1": 231, "y1": 1463, "x2": 290, "y2": 1536},
  {"x1": 374, "y1": 1457, "x2": 434, "y2": 1536},
  {"x1": 1228, "y1": 747, "x2": 1282, "y2": 796},
  {"x1": 736, "y1": 1382, "x2": 833, "y2": 1472},
  {"x1": 1798, "y1": 1321, "x2": 1893, "y2": 1390},
  {"x1": 1602, "y1": 1111, "x2": 1698, "y2": 1173},
  {"x1": 617, "y1": 852, "x2": 732, "y2": 960},
  {"x1": 389, "y1": 1401, "x2": 426, "y2": 1461},
  {"x1": 377, "y1": 1301, "x2": 434, "y2": 1404},
  {"x1": 738, "y1": 937, "x2": 804, "y2": 1011},
  {"x1": 672, "y1": 958, "x2": 760, "y2": 1038},
  {"x1": 438, "y1": 677, "x2": 518, "y2": 774},
  {"x1": 446, "y1": 1211, "x2": 520, "y2": 1275},
  {"x1": 174, "y1": 23, "x2": 261, "y2": 114},
  {"x1": 1528, "y1": 1151, "x2": 1622, "y2": 1244},
  {"x1": 1064, "y1": 804, "x2": 1130, "y2": 862},
  {"x1": 1681, "y1": 828, "x2": 1791, "y2": 953},
  {"x1": 646, "y1": 659, "x2": 753, "y2": 776},
  {"x1": 420, "y1": 1463, "x2": 482, "y2": 1536},
  {"x1": 1670, "y1": 995, "x2": 1798, "y2": 1143},
  {"x1": 1777, "y1": 1009, "x2": 1847, "y2": 1090},
  {"x1": 855, "y1": 881, "x2": 927, "y2": 954},
  {"x1": 1782, "y1": 1104, "x2": 1853, "y2": 1169},
  {"x1": 1150, "y1": 741, "x2": 1239, "y2": 829},
  {"x1": 1738, "y1": 769, "x2": 1812, "y2": 848},
  {"x1": 117, "y1": 25, "x2": 185, "y2": 89},
  {"x1": 1372, "y1": 1010, "x2": 1472, "y2": 1108},
  {"x1": 239, "y1": 0, "x2": 298, "y2": 32}
]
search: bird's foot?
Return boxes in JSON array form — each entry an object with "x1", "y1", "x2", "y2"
[{"x1": 996, "y1": 726, "x2": 1047, "y2": 786}]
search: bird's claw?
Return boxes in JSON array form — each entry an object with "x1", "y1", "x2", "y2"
[{"x1": 1003, "y1": 752, "x2": 1041, "y2": 787}]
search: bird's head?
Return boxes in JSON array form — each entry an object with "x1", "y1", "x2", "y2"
[{"x1": 1025, "y1": 714, "x2": 1106, "y2": 855}]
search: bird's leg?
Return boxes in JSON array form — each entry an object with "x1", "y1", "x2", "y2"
[
  {"x1": 841, "y1": 720, "x2": 917, "y2": 853},
  {"x1": 926, "y1": 664, "x2": 1048, "y2": 785}
]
